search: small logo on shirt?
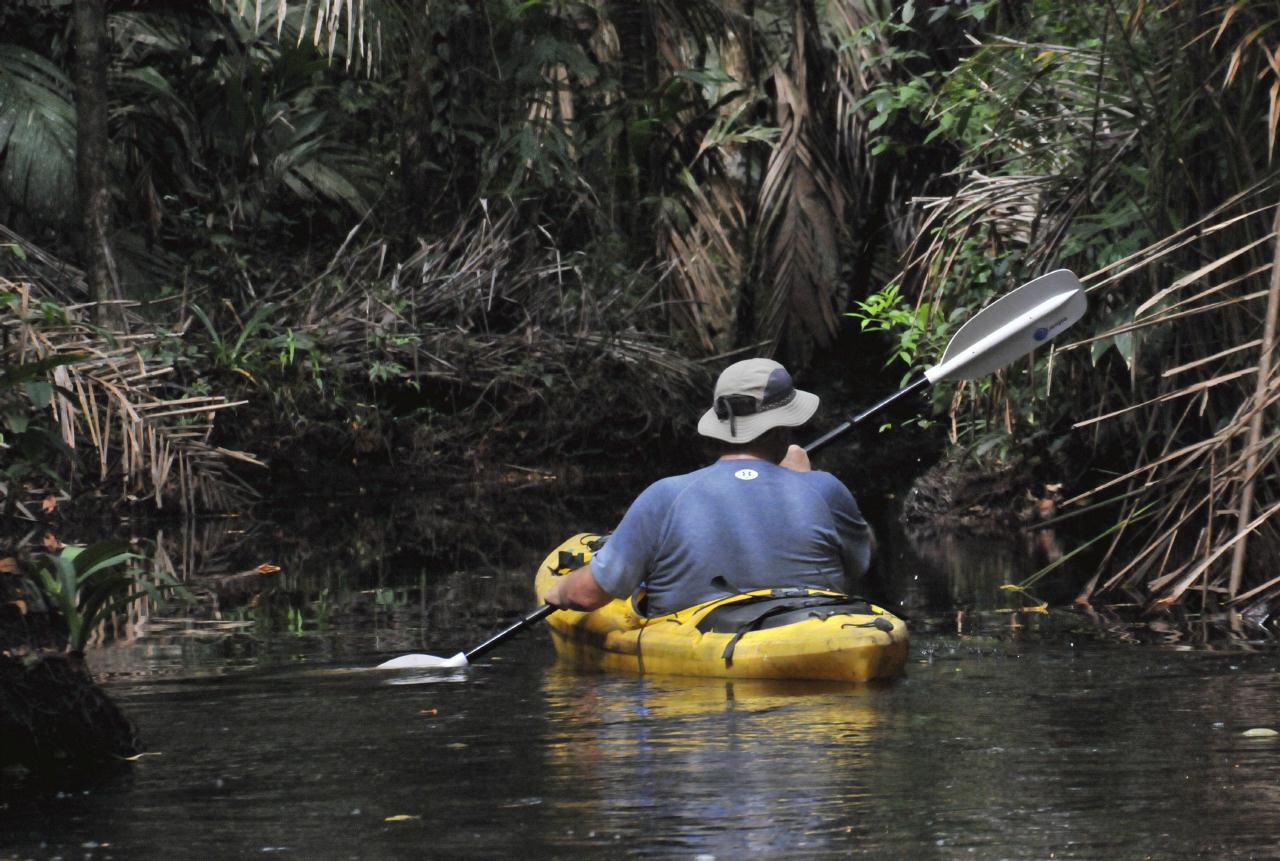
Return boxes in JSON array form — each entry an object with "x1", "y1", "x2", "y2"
[{"x1": 734, "y1": 468, "x2": 759, "y2": 481}]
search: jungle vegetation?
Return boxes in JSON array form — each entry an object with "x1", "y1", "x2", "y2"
[{"x1": 1, "y1": 0, "x2": 1278, "y2": 623}]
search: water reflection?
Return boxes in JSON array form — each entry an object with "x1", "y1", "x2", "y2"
[
  {"x1": 885, "y1": 520, "x2": 1069, "y2": 616},
  {"x1": 381, "y1": 667, "x2": 471, "y2": 686},
  {"x1": 542, "y1": 669, "x2": 887, "y2": 856},
  {"x1": 90, "y1": 489, "x2": 1080, "y2": 674},
  {"x1": 89, "y1": 479, "x2": 632, "y2": 676}
]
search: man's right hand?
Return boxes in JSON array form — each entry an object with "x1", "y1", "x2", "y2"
[
  {"x1": 780, "y1": 444, "x2": 811, "y2": 472},
  {"x1": 544, "y1": 564, "x2": 615, "y2": 611}
]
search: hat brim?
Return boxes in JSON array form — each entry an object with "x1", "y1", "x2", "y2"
[{"x1": 696, "y1": 390, "x2": 820, "y2": 443}]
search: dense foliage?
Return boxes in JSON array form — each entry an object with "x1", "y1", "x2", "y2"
[
  {"x1": 860, "y1": 0, "x2": 1280, "y2": 610},
  {"x1": 2, "y1": 0, "x2": 1278, "y2": 617}
]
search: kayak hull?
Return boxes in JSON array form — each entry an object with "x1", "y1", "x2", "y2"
[{"x1": 534, "y1": 533, "x2": 909, "y2": 682}]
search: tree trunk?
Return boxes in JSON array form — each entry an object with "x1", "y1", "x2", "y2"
[
  {"x1": 398, "y1": 11, "x2": 427, "y2": 234},
  {"x1": 72, "y1": 0, "x2": 116, "y2": 320}
]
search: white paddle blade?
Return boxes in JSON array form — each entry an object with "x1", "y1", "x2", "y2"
[
  {"x1": 376, "y1": 652, "x2": 469, "y2": 670},
  {"x1": 925, "y1": 269, "x2": 1086, "y2": 383}
]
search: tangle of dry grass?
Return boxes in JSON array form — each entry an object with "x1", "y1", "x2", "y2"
[{"x1": 2, "y1": 277, "x2": 261, "y2": 516}]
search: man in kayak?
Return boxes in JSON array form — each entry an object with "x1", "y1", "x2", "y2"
[{"x1": 543, "y1": 357, "x2": 873, "y2": 616}]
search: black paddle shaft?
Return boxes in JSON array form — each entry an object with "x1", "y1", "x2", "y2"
[
  {"x1": 803, "y1": 376, "x2": 930, "y2": 455},
  {"x1": 464, "y1": 603, "x2": 556, "y2": 663}
]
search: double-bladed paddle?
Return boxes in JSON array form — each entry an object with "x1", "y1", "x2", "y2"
[{"x1": 377, "y1": 268, "x2": 1087, "y2": 670}]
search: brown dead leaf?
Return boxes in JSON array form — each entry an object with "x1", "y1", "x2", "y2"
[
  {"x1": 41, "y1": 495, "x2": 57, "y2": 514},
  {"x1": 418, "y1": 708, "x2": 439, "y2": 717},
  {"x1": 0, "y1": 558, "x2": 18, "y2": 575},
  {"x1": 255, "y1": 563, "x2": 281, "y2": 574},
  {"x1": 996, "y1": 602, "x2": 1049, "y2": 615},
  {"x1": 8, "y1": 600, "x2": 27, "y2": 615}
]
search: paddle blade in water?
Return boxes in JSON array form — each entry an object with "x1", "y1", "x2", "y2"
[
  {"x1": 376, "y1": 652, "x2": 468, "y2": 670},
  {"x1": 926, "y1": 269, "x2": 1086, "y2": 383}
]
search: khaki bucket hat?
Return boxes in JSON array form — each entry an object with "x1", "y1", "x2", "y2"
[{"x1": 697, "y1": 358, "x2": 820, "y2": 443}]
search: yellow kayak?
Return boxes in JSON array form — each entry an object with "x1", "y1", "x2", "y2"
[{"x1": 534, "y1": 533, "x2": 909, "y2": 682}]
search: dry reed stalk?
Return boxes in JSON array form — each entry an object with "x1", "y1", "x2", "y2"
[
  {"x1": 1062, "y1": 202, "x2": 1280, "y2": 610},
  {"x1": 1226, "y1": 206, "x2": 1280, "y2": 597}
]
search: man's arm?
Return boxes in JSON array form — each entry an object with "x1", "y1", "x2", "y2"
[
  {"x1": 542, "y1": 563, "x2": 615, "y2": 611},
  {"x1": 800, "y1": 454, "x2": 875, "y2": 577}
]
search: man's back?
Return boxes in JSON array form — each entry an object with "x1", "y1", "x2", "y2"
[{"x1": 589, "y1": 459, "x2": 871, "y2": 616}]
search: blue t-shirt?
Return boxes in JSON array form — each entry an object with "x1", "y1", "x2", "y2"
[{"x1": 590, "y1": 459, "x2": 871, "y2": 616}]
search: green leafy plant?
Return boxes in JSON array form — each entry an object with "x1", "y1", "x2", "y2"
[
  {"x1": 848, "y1": 282, "x2": 946, "y2": 377},
  {"x1": 190, "y1": 300, "x2": 278, "y2": 379},
  {"x1": 0, "y1": 328, "x2": 84, "y2": 517},
  {"x1": 28, "y1": 542, "x2": 189, "y2": 654}
]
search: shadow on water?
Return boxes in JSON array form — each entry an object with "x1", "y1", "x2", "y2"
[{"x1": 5, "y1": 479, "x2": 1280, "y2": 859}]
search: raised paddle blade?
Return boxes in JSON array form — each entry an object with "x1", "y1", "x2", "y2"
[
  {"x1": 925, "y1": 269, "x2": 1086, "y2": 383},
  {"x1": 376, "y1": 652, "x2": 468, "y2": 670}
]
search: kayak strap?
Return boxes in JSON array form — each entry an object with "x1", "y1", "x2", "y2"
[
  {"x1": 550, "y1": 535, "x2": 610, "y2": 576},
  {"x1": 553, "y1": 550, "x2": 587, "y2": 575},
  {"x1": 697, "y1": 592, "x2": 880, "y2": 667}
]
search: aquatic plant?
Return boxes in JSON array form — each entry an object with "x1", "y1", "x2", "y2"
[{"x1": 24, "y1": 541, "x2": 189, "y2": 655}]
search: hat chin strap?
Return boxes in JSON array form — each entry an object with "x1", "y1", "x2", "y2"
[
  {"x1": 714, "y1": 395, "x2": 739, "y2": 438},
  {"x1": 712, "y1": 389, "x2": 797, "y2": 439}
]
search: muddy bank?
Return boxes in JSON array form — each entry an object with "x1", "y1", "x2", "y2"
[
  {"x1": 899, "y1": 450, "x2": 1065, "y2": 533},
  {"x1": 0, "y1": 574, "x2": 138, "y2": 776}
]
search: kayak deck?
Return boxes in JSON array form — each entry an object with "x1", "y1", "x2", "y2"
[{"x1": 534, "y1": 533, "x2": 909, "y2": 682}]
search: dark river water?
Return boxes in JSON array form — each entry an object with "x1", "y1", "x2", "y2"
[{"x1": 3, "y1": 481, "x2": 1280, "y2": 860}]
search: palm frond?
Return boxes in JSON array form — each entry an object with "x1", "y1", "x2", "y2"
[
  {"x1": 658, "y1": 168, "x2": 747, "y2": 353},
  {"x1": 750, "y1": 4, "x2": 848, "y2": 364},
  {"x1": 0, "y1": 44, "x2": 76, "y2": 222},
  {"x1": 216, "y1": 0, "x2": 381, "y2": 73},
  {"x1": 267, "y1": 108, "x2": 372, "y2": 212}
]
